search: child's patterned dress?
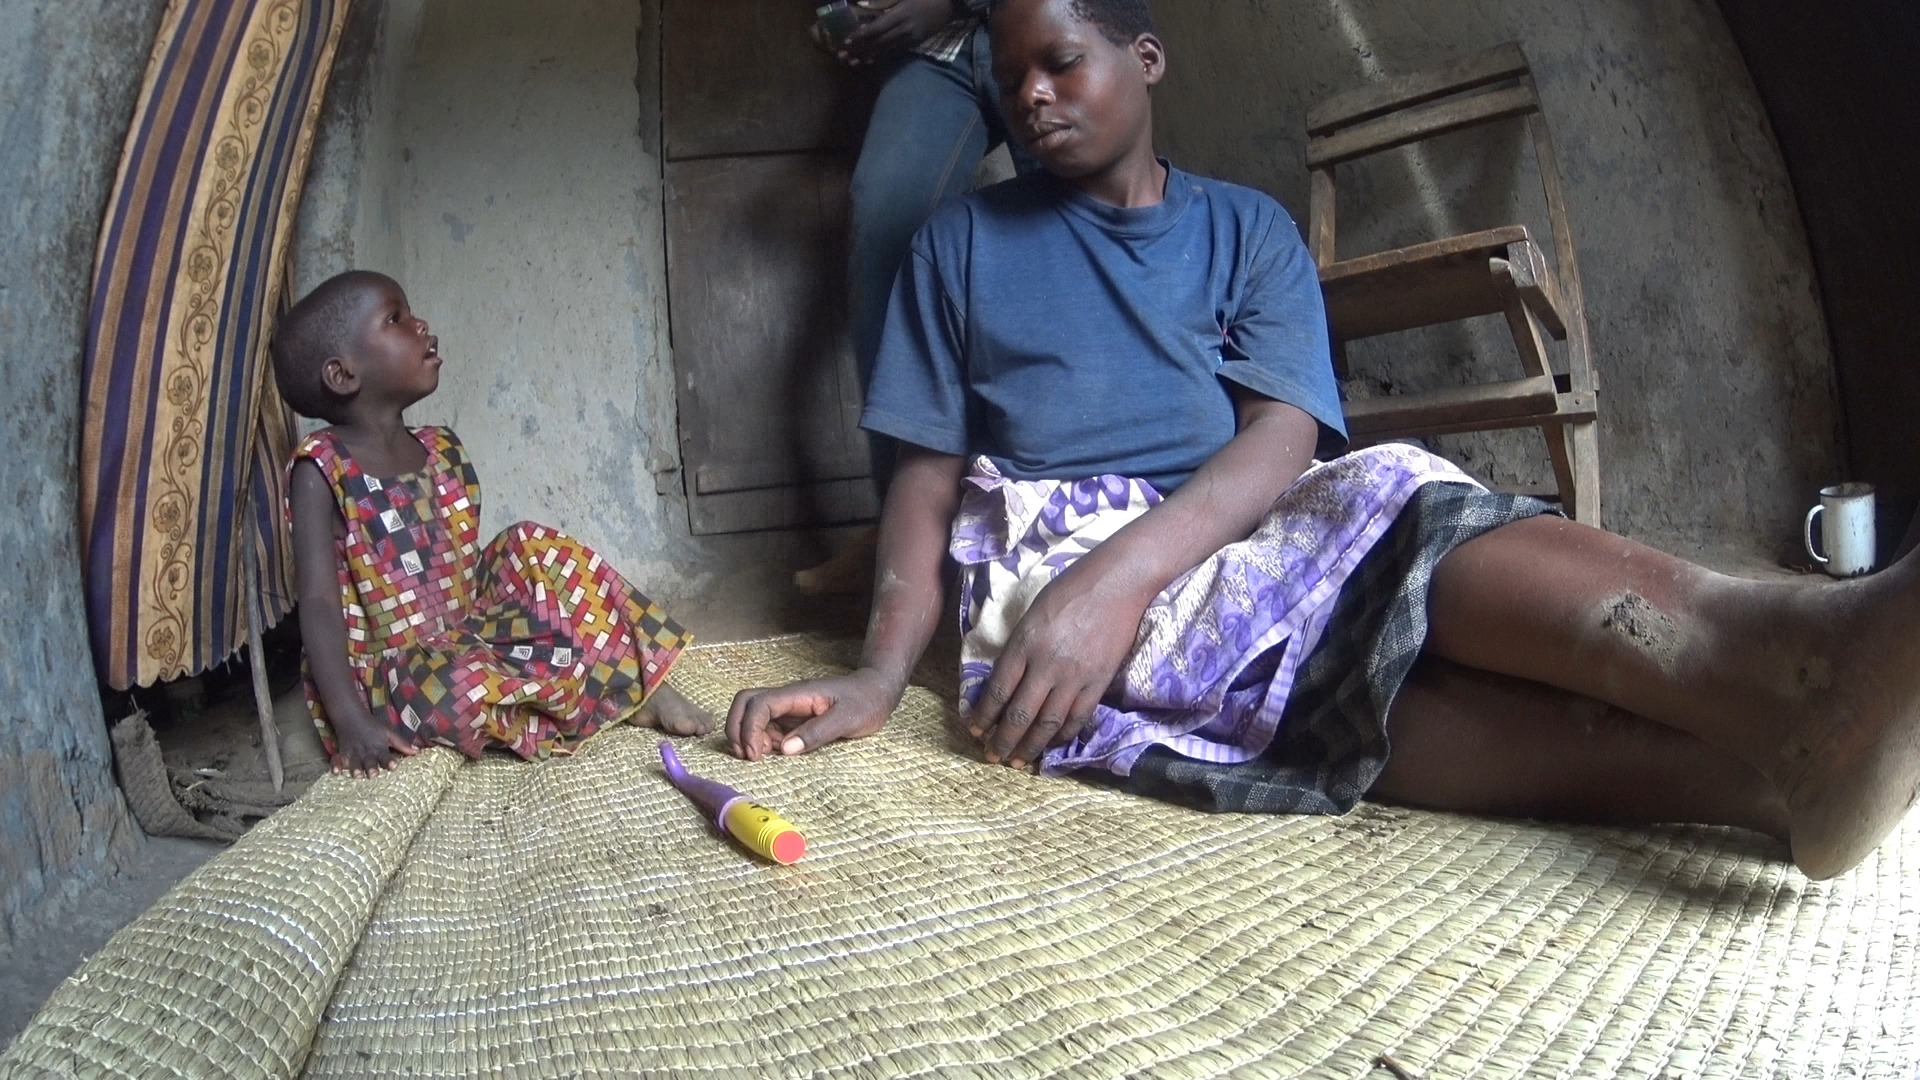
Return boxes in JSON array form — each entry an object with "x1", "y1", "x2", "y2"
[{"x1": 291, "y1": 426, "x2": 689, "y2": 759}]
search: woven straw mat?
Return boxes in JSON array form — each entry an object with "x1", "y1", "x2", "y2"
[{"x1": 4, "y1": 634, "x2": 1916, "y2": 1079}]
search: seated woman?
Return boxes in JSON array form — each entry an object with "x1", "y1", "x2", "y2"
[{"x1": 727, "y1": 0, "x2": 1920, "y2": 881}]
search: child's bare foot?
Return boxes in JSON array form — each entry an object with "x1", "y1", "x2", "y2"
[
  {"x1": 793, "y1": 526, "x2": 877, "y2": 596},
  {"x1": 633, "y1": 682, "x2": 713, "y2": 736},
  {"x1": 1768, "y1": 552, "x2": 1920, "y2": 879}
]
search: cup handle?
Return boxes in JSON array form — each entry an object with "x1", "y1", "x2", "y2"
[{"x1": 1804, "y1": 505, "x2": 1828, "y2": 565}]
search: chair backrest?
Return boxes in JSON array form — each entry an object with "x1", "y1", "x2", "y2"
[{"x1": 1304, "y1": 42, "x2": 1588, "y2": 362}]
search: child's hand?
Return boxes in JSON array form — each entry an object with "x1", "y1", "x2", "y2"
[
  {"x1": 330, "y1": 714, "x2": 420, "y2": 779},
  {"x1": 726, "y1": 669, "x2": 899, "y2": 760},
  {"x1": 635, "y1": 683, "x2": 714, "y2": 736}
]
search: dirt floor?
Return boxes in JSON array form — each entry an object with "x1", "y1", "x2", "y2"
[
  {"x1": 0, "y1": 837, "x2": 226, "y2": 1049},
  {"x1": 0, "y1": 535, "x2": 1807, "y2": 1049}
]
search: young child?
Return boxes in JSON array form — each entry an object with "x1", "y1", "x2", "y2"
[
  {"x1": 273, "y1": 271, "x2": 709, "y2": 778},
  {"x1": 725, "y1": 0, "x2": 1920, "y2": 882}
]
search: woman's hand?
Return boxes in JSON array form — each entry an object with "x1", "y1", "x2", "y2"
[
  {"x1": 329, "y1": 710, "x2": 419, "y2": 779},
  {"x1": 970, "y1": 559, "x2": 1148, "y2": 769},
  {"x1": 727, "y1": 668, "x2": 903, "y2": 760},
  {"x1": 838, "y1": 0, "x2": 954, "y2": 64},
  {"x1": 725, "y1": 447, "x2": 959, "y2": 763},
  {"x1": 967, "y1": 396, "x2": 1319, "y2": 770}
]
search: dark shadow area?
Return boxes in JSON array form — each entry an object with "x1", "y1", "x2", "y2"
[{"x1": 1718, "y1": 1, "x2": 1920, "y2": 551}]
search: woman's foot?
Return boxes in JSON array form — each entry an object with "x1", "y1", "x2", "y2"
[
  {"x1": 1765, "y1": 551, "x2": 1920, "y2": 879},
  {"x1": 634, "y1": 682, "x2": 713, "y2": 736}
]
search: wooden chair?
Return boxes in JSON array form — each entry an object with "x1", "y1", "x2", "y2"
[{"x1": 1306, "y1": 42, "x2": 1602, "y2": 526}]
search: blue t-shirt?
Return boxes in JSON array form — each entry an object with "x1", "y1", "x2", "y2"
[{"x1": 860, "y1": 164, "x2": 1346, "y2": 492}]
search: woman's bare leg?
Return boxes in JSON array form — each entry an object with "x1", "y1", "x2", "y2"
[
  {"x1": 1374, "y1": 658, "x2": 1788, "y2": 840},
  {"x1": 1420, "y1": 513, "x2": 1920, "y2": 878}
]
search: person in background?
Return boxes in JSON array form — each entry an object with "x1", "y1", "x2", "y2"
[{"x1": 795, "y1": 0, "x2": 1039, "y2": 594}]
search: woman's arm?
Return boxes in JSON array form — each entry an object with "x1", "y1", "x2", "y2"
[
  {"x1": 969, "y1": 388, "x2": 1320, "y2": 767},
  {"x1": 726, "y1": 445, "x2": 968, "y2": 758},
  {"x1": 290, "y1": 459, "x2": 418, "y2": 777}
]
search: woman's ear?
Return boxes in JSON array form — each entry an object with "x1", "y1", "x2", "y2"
[
  {"x1": 320, "y1": 354, "x2": 358, "y2": 396},
  {"x1": 1136, "y1": 33, "x2": 1165, "y2": 87}
]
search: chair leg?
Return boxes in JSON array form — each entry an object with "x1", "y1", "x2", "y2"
[
  {"x1": 1541, "y1": 419, "x2": 1578, "y2": 516},
  {"x1": 1495, "y1": 259, "x2": 1553, "y2": 382},
  {"x1": 1497, "y1": 258, "x2": 1602, "y2": 527},
  {"x1": 1548, "y1": 417, "x2": 1603, "y2": 527}
]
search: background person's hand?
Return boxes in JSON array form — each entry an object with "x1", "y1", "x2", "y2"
[
  {"x1": 969, "y1": 562, "x2": 1145, "y2": 769},
  {"x1": 839, "y1": 0, "x2": 953, "y2": 65},
  {"x1": 727, "y1": 668, "x2": 901, "y2": 759},
  {"x1": 808, "y1": 20, "x2": 835, "y2": 55}
]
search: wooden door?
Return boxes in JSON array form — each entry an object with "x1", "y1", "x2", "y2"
[{"x1": 661, "y1": 0, "x2": 876, "y2": 534}]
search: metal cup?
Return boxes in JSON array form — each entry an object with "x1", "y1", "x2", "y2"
[{"x1": 1804, "y1": 482, "x2": 1876, "y2": 577}]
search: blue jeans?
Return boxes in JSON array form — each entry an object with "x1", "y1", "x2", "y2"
[{"x1": 849, "y1": 27, "x2": 1037, "y2": 498}]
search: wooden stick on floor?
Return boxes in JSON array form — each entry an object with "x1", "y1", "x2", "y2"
[
  {"x1": 243, "y1": 532, "x2": 285, "y2": 794},
  {"x1": 1375, "y1": 1052, "x2": 1424, "y2": 1080}
]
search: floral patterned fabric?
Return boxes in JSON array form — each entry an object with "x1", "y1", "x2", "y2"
[
  {"x1": 950, "y1": 444, "x2": 1478, "y2": 777},
  {"x1": 292, "y1": 427, "x2": 688, "y2": 759}
]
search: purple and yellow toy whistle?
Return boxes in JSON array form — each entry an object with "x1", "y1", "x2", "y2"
[{"x1": 659, "y1": 741, "x2": 807, "y2": 865}]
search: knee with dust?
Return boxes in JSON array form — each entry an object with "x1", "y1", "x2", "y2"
[{"x1": 1600, "y1": 592, "x2": 1683, "y2": 674}]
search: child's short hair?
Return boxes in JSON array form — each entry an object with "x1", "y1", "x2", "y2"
[
  {"x1": 994, "y1": 0, "x2": 1156, "y2": 46},
  {"x1": 270, "y1": 270, "x2": 390, "y2": 423}
]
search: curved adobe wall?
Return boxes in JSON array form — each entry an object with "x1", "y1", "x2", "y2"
[
  {"x1": 0, "y1": 0, "x2": 160, "y2": 943},
  {"x1": 1152, "y1": 0, "x2": 1841, "y2": 562},
  {"x1": 1717, "y1": 0, "x2": 1920, "y2": 536},
  {"x1": 296, "y1": 0, "x2": 1842, "y2": 567},
  {"x1": 295, "y1": 0, "x2": 808, "y2": 609}
]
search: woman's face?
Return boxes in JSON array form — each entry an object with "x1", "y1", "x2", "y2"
[{"x1": 991, "y1": 0, "x2": 1164, "y2": 183}]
